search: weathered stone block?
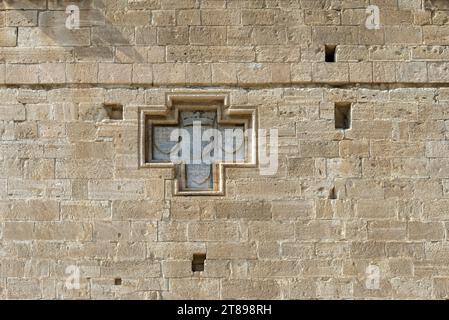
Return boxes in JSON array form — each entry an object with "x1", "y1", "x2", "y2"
[
  {"x1": 0, "y1": 104, "x2": 25, "y2": 121},
  {"x1": 98, "y1": 63, "x2": 132, "y2": 84},
  {"x1": 6, "y1": 64, "x2": 39, "y2": 84},
  {"x1": 187, "y1": 222, "x2": 240, "y2": 241},
  {"x1": 89, "y1": 180, "x2": 146, "y2": 200},
  {"x1": 111, "y1": 200, "x2": 165, "y2": 221},
  {"x1": 248, "y1": 221, "x2": 294, "y2": 241},
  {"x1": 222, "y1": 280, "x2": 280, "y2": 299},
  {"x1": 164, "y1": 279, "x2": 220, "y2": 299},
  {"x1": 408, "y1": 221, "x2": 445, "y2": 241}
]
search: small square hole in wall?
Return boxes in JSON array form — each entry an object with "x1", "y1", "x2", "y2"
[
  {"x1": 104, "y1": 104, "x2": 123, "y2": 120},
  {"x1": 192, "y1": 253, "x2": 206, "y2": 272},
  {"x1": 114, "y1": 278, "x2": 122, "y2": 286},
  {"x1": 329, "y1": 186, "x2": 337, "y2": 199},
  {"x1": 325, "y1": 45, "x2": 337, "y2": 62},
  {"x1": 335, "y1": 103, "x2": 352, "y2": 130}
]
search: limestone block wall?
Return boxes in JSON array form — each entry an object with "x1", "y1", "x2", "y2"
[
  {"x1": 0, "y1": 0, "x2": 447, "y2": 86},
  {"x1": 0, "y1": 0, "x2": 449, "y2": 299}
]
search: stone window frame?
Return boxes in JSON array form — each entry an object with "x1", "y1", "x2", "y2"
[{"x1": 138, "y1": 92, "x2": 257, "y2": 196}]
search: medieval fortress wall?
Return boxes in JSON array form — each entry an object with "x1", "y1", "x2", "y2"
[{"x1": 1, "y1": 0, "x2": 449, "y2": 299}]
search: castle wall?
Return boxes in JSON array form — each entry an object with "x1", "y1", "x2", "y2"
[{"x1": 1, "y1": 0, "x2": 449, "y2": 299}]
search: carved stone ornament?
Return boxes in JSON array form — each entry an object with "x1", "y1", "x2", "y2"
[{"x1": 139, "y1": 92, "x2": 257, "y2": 196}]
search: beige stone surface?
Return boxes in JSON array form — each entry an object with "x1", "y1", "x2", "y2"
[{"x1": 1, "y1": 0, "x2": 449, "y2": 300}]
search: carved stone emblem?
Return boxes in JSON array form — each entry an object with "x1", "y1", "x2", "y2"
[{"x1": 139, "y1": 93, "x2": 257, "y2": 196}]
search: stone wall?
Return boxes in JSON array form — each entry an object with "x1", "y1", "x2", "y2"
[
  {"x1": 0, "y1": 0, "x2": 448, "y2": 86},
  {"x1": 1, "y1": 0, "x2": 449, "y2": 299}
]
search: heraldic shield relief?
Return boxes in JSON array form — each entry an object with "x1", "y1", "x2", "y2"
[{"x1": 139, "y1": 93, "x2": 257, "y2": 196}]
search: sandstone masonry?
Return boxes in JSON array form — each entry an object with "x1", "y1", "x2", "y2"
[{"x1": 0, "y1": 0, "x2": 449, "y2": 299}]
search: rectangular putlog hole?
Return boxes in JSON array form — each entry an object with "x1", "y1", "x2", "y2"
[
  {"x1": 104, "y1": 104, "x2": 124, "y2": 120},
  {"x1": 325, "y1": 45, "x2": 337, "y2": 62},
  {"x1": 192, "y1": 253, "x2": 206, "y2": 272},
  {"x1": 335, "y1": 102, "x2": 351, "y2": 130}
]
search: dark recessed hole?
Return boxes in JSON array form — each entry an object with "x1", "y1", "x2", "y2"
[
  {"x1": 325, "y1": 45, "x2": 337, "y2": 62},
  {"x1": 192, "y1": 253, "x2": 206, "y2": 272},
  {"x1": 104, "y1": 104, "x2": 123, "y2": 120},
  {"x1": 329, "y1": 187, "x2": 337, "y2": 199},
  {"x1": 335, "y1": 102, "x2": 352, "y2": 130},
  {"x1": 114, "y1": 278, "x2": 122, "y2": 285}
]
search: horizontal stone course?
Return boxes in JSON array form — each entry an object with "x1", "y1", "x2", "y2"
[{"x1": 0, "y1": 61, "x2": 444, "y2": 85}]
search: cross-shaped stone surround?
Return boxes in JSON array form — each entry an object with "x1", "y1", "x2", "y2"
[{"x1": 139, "y1": 92, "x2": 257, "y2": 196}]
